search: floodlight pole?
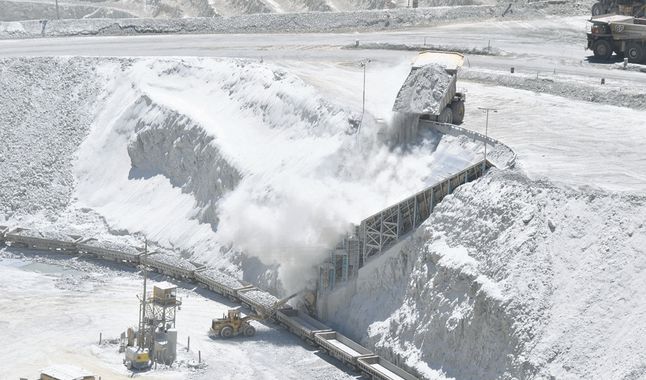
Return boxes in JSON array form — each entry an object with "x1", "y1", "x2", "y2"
[
  {"x1": 478, "y1": 106, "x2": 498, "y2": 172},
  {"x1": 362, "y1": 59, "x2": 371, "y2": 120},
  {"x1": 357, "y1": 58, "x2": 371, "y2": 136}
]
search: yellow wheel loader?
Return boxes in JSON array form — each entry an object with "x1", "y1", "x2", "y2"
[
  {"x1": 210, "y1": 292, "x2": 298, "y2": 339},
  {"x1": 210, "y1": 307, "x2": 259, "y2": 338}
]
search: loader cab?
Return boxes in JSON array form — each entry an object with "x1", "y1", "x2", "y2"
[{"x1": 228, "y1": 309, "x2": 241, "y2": 321}]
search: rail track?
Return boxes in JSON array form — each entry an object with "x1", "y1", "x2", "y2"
[{"x1": 0, "y1": 225, "x2": 418, "y2": 380}]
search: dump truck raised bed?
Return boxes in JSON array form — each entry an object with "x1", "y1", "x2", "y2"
[
  {"x1": 276, "y1": 308, "x2": 333, "y2": 344},
  {"x1": 587, "y1": 15, "x2": 646, "y2": 62},
  {"x1": 314, "y1": 331, "x2": 374, "y2": 368},
  {"x1": 393, "y1": 51, "x2": 466, "y2": 125},
  {"x1": 358, "y1": 355, "x2": 419, "y2": 380}
]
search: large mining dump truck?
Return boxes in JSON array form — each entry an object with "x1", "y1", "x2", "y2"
[
  {"x1": 587, "y1": 15, "x2": 646, "y2": 62},
  {"x1": 392, "y1": 51, "x2": 466, "y2": 125}
]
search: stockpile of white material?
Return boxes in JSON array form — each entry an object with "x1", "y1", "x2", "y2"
[
  {"x1": 0, "y1": 57, "x2": 100, "y2": 220},
  {"x1": 325, "y1": 169, "x2": 646, "y2": 380}
]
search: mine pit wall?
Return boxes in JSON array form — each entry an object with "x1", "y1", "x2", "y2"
[
  {"x1": 126, "y1": 96, "x2": 241, "y2": 229},
  {"x1": 0, "y1": 6, "x2": 497, "y2": 39},
  {"x1": 0, "y1": 0, "x2": 137, "y2": 22},
  {"x1": 123, "y1": 96, "x2": 280, "y2": 291}
]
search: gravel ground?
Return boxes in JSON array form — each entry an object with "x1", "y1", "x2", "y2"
[{"x1": 0, "y1": 57, "x2": 101, "y2": 221}]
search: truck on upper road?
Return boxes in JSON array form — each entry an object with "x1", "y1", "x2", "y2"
[
  {"x1": 587, "y1": 14, "x2": 646, "y2": 63},
  {"x1": 393, "y1": 51, "x2": 466, "y2": 125}
]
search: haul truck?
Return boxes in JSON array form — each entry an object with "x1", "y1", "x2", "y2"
[
  {"x1": 587, "y1": 15, "x2": 646, "y2": 62},
  {"x1": 393, "y1": 51, "x2": 466, "y2": 125}
]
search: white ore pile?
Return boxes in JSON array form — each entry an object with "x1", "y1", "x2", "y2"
[{"x1": 324, "y1": 169, "x2": 646, "y2": 380}]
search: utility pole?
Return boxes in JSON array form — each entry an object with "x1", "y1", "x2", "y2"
[
  {"x1": 357, "y1": 58, "x2": 371, "y2": 136},
  {"x1": 477, "y1": 106, "x2": 498, "y2": 172},
  {"x1": 55, "y1": 0, "x2": 60, "y2": 20}
]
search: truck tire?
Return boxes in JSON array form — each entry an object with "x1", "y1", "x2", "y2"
[
  {"x1": 438, "y1": 107, "x2": 453, "y2": 124},
  {"x1": 220, "y1": 326, "x2": 234, "y2": 338},
  {"x1": 592, "y1": 39, "x2": 613, "y2": 60},
  {"x1": 450, "y1": 100, "x2": 465, "y2": 124},
  {"x1": 626, "y1": 42, "x2": 644, "y2": 63},
  {"x1": 243, "y1": 325, "x2": 256, "y2": 337},
  {"x1": 592, "y1": 2, "x2": 604, "y2": 15}
]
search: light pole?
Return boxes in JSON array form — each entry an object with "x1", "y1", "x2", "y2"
[
  {"x1": 357, "y1": 58, "x2": 371, "y2": 136},
  {"x1": 478, "y1": 106, "x2": 498, "y2": 172},
  {"x1": 55, "y1": 0, "x2": 60, "y2": 19}
]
